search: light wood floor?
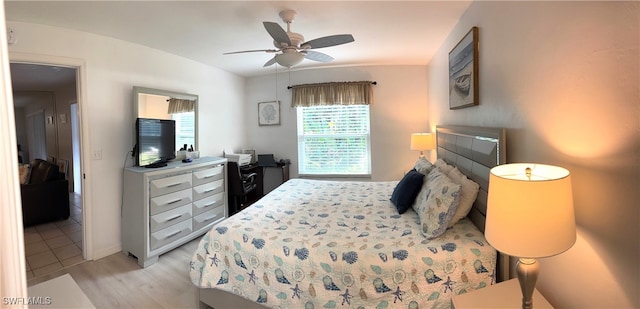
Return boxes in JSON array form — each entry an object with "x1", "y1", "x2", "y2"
[{"x1": 27, "y1": 238, "x2": 201, "y2": 308}]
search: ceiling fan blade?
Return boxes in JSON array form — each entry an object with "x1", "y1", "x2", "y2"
[
  {"x1": 304, "y1": 50, "x2": 334, "y2": 63},
  {"x1": 302, "y1": 34, "x2": 354, "y2": 49},
  {"x1": 263, "y1": 56, "x2": 277, "y2": 67},
  {"x1": 224, "y1": 49, "x2": 278, "y2": 55},
  {"x1": 263, "y1": 22, "x2": 291, "y2": 45}
]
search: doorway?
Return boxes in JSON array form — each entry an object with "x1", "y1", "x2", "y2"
[{"x1": 11, "y1": 62, "x2": 86, "y2": 279}]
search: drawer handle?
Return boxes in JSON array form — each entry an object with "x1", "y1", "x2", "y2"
[
  {"x1": 164, "y1": 230, "x2": 182, "y2": 239},
  {"x1": 203, "y1": 188, "x2": 215, "y2": 194},
  {"x1": 166, "y1": 182, "x2": 183, "y2": 188},
  {"x1": 203, "y1": 174, "x2": 215, "y2": 179},
  {"x1": 203, "y1": 215, "x2": 217, "y2": 222},
  {"x1": 167, "y1": 199, "x2": 183, "y2": 205},
  {"x1": 166, "y1": 215, "x2": 182, "y2": 222},
  {"x1": 198, "y1": 202, "x2": 217, "y2": 210}
]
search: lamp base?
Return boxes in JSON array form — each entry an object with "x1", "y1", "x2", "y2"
[{"x1": 516, "y1": 258, "x2": 539, "y2": 309}]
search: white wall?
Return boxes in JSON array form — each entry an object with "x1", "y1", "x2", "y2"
[
  {"x1": 427, "y1": 2, "x2": 639, "y2": 308},
  {"x1": 7, "y1": 21, "x2": 247, "y2": 259},
  {"x1": 246, "y1": 65, "x2": 430, "y2": 181}
]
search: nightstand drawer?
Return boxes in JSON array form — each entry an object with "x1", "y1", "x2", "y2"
[
  {"x1": 193, "y1": 192, "x2": 224, "y2": 216},
  {"x1": 192, "y1": 165, "x2": 224, "y2": 186},
  {"x1": 150, "y1": 188, "x2": 193, "y2": 215},
  {"x1": 149, "y1": 204, "x2": 192, "y2": 232},
  {"x1": 149, "y1": 173, "x2": 192, "y2": 198}
]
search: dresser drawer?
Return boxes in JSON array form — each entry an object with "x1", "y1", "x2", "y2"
[
  {"x1": 193, "y1": 207, "x2": 225, "y2": 232},
  {"x1": 149, "y1": 204, "x2": 192, "y2": 232},
  {"x1": 150, "y1": 188, "x2": 192, "y2": 215},
  {"x1": 193, "y1": 192, "x2": 224, "y2": 216},
  {"x1": 149, "y1": 173, "x2": 192, "y2": 198},
  {"x1": 150, "y1": 219, "x2": 192, "y2": 251},
  {"x1": 193, "y1": 179, "x2": 224, "y2": 201},
  {"x1": 192, "y1": 165, "x2": 224, "y2": 186}
]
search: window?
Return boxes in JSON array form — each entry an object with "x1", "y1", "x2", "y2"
[
  {"x1": 297, "y1": 105, "x2": 371, "y2": 176},
  {"x1": 172, "y1": 111, "x2": 195, "y2": 150}
]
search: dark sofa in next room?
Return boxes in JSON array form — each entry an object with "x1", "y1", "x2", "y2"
[{"x1": 20, "y1": 159, "x2": 70, "y2": 227}]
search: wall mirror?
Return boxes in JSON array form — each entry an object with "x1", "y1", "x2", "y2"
[{"x1": 133, "y1": 86, "x2": 198, "y2": 153}]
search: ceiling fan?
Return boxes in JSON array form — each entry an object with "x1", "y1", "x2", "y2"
[{"x1": 224, "y1": 9, "x2": 355, "y2": 68}]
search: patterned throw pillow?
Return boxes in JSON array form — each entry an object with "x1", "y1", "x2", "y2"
[
  {"x1": 434, "y1": 159, "x2": 454, "y2": 174},
  {"x1": 412, "y1": 168, "x2": 462, "y2": 239},
  {"x1": 447, "y1": 167, "x2": 480, "y2": 227},
  {"x1": 413, "y1": 157, "x2": 433, "y2": 175}
]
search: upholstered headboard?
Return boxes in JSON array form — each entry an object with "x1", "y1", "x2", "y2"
[
  {"x1": 435, "y1": 125, "x2": 506, "y2": 231},
  {"x1": 435, "y1": 125, "x2": 509, "y2": 281}
]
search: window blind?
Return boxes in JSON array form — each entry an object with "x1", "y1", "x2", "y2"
[
  {"x1": 297, "y1": 105, "x2": 371, "y2": 176},
  {"x1": 173, "y1": 111, "x2": 195, "y2": 149}
]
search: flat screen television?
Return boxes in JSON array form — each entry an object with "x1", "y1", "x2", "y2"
[{"x1": 135, "y1": 118, "x2": 176, "y2": 168}]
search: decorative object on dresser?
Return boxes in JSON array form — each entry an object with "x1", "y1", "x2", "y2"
[
  {"x1": 449, "y1": 26, "x2": 479, "y2": 109},
  {"x1": 121, "y1": 157, "x2": 227, "y2": 267},
  {"x1": 486, "y1": 163, "x2": 576, "y2": 309},
  {"x1": 410, "y1": 132, "x2": 435, "y2": 158}
]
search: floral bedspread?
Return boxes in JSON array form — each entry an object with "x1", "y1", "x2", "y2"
[{"x1": 190, "y1": 179, "x2": 496, "y2": 308}]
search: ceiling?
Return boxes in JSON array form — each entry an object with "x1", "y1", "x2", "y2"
[{"x1": 4, "y1": 1, "x2": 472, "y2": 78}]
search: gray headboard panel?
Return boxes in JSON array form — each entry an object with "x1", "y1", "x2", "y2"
[
  {"x1": 436, "y1": 125, "x2": 509, "y2": 282},
  {"x1": 436, "y1": 125, "x2": 506, "y2": 231}
]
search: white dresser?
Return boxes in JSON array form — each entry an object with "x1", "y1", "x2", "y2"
[{"x1": 122, "y1": 156, "x2": 227, "y2": 267}]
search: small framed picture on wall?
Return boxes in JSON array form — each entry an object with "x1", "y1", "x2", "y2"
[{"x1": 258, "y1": 101, "x2": 280, "y2": 126}]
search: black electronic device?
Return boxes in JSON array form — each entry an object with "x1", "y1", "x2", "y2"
[
  {"x1": 257, "y1": 154, "x2": 277, "y2": 167},
  {"x1": 135, "y1": 118, "x2": 176, "y2": 168}
]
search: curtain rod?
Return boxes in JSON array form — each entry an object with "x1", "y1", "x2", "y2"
[{"x1": 287, "y1": 81, "x2": 377, "y2": 90}]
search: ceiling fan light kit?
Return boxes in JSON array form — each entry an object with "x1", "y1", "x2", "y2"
[
  {"x1": 225, "y1": 9, "x2": 354, "y2": 69},
  {"x1": 275, "y1": 52, "x2": 305, "y2": 68}
]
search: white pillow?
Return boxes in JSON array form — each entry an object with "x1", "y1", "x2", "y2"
[
  {"x1": 434, "y1": 159, "x2": 454, "y2": 174},
  {"x1": 412, "y1": 168, "x2": 461, "y2": 239},
  {"x1": 446, "y1": 167, "x2": 480, "y2": 227},
  {"x1": 413, "y1": 157, "x2": 433, "y2": 175}
]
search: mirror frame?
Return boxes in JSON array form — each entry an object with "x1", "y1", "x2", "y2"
[{"x1": 132, "y1": 86, "x2": 199, "y2": 152}]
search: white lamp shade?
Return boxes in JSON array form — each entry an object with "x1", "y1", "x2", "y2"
[
  {"x1": 275, "y1": 52, "x2": 304, "y2": 67},
  {"x1": 485, "y1": 163, "x2": 576, "y2": 258},
  {"x1": 410, "y1": 133, "x2": 435, "y2": 151}
]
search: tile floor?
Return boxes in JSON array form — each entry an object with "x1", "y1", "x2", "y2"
[{"x1": 24, "y1": 193, "x2": 84, "y2": 280}]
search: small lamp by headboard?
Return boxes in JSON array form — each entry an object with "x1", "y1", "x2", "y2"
[{"x1": 410, "y1": 133, "x2": 435, "y2": 158}]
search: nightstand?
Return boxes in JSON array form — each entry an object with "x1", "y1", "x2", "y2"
[{"x1": 451, "y1": 279, "x2": 554, "y2": 308}]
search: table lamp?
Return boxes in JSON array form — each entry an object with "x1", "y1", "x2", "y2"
[
  {"x1": 485, "y1": 163, "x2": 576, "y2": 309},
  {"x1": 410, "y1": 133, "x2": 435, "y2": 158}
]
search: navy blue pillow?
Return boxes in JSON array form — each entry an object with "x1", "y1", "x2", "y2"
[{"x1": 390, "y1": 169, "x2": 425, "y2": 214}]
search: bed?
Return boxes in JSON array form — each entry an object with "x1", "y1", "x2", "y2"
[{"x1": 190, "y1": 125, "x2": 507, "y2": 308}]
